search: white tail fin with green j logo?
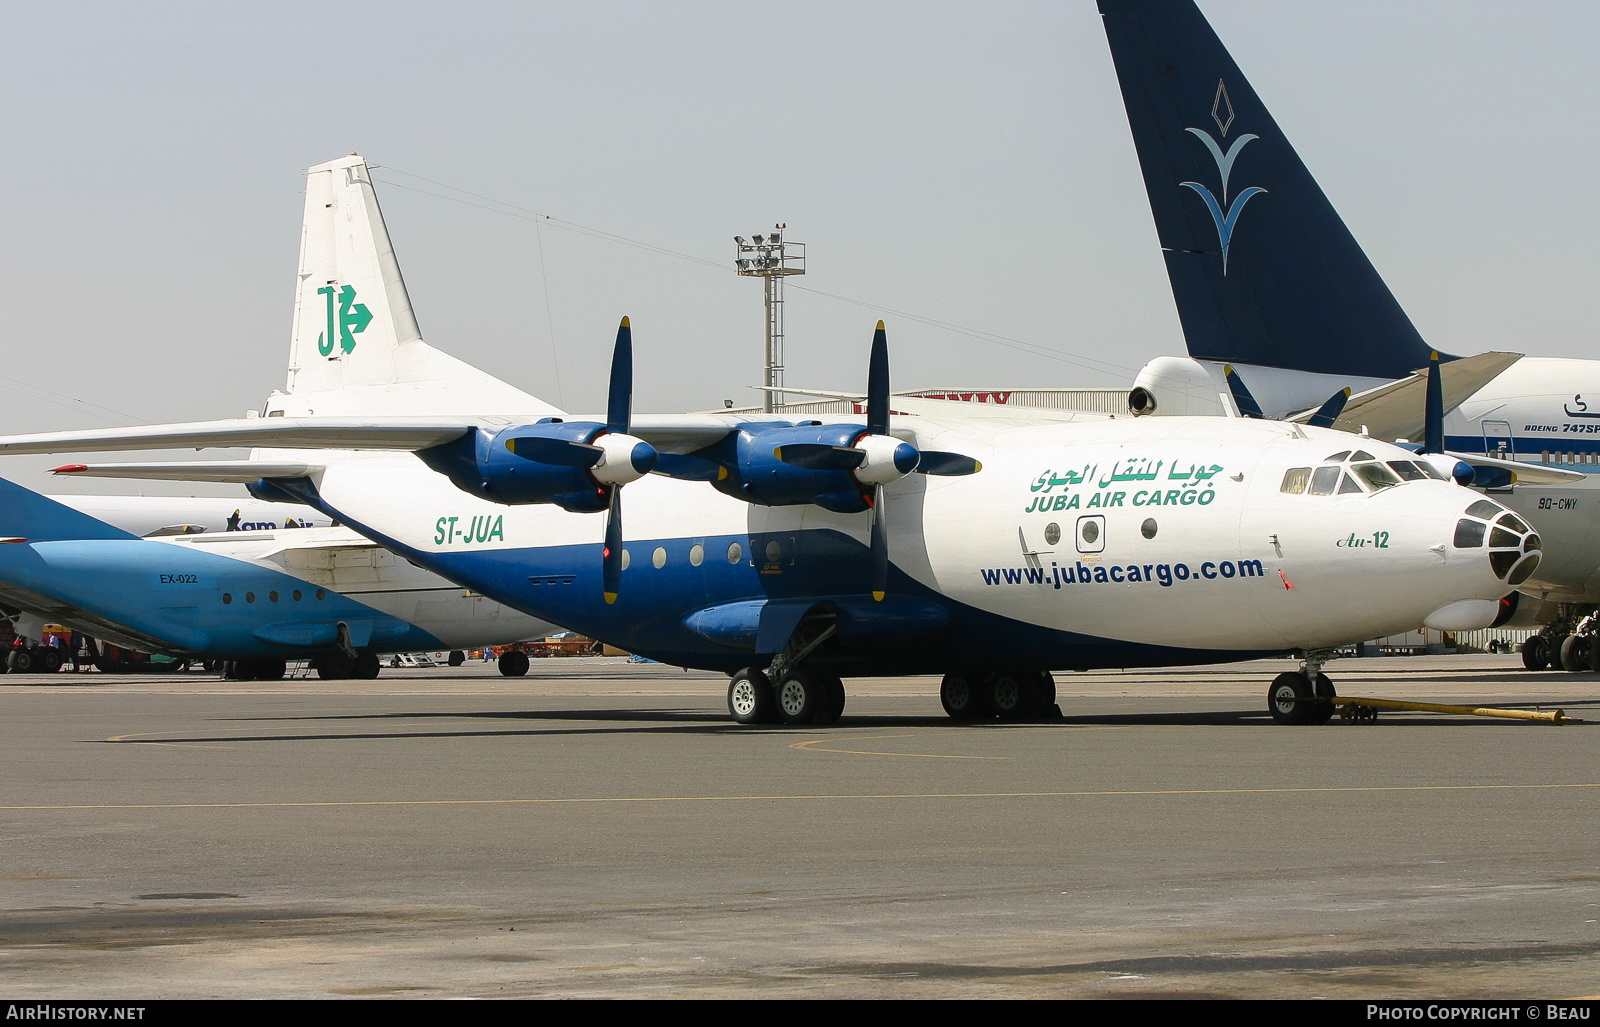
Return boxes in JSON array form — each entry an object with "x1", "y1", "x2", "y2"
[{"x1": 276, "y1": 154, "x2": 560, "y2": 420}]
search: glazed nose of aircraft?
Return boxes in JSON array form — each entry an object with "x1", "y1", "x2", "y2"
[{"x1": 1424, "y1": 494, "x2": 1540, "y2": 630}]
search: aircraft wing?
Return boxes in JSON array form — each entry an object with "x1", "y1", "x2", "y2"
[
  {"x1": 0, "y1": 417, "x2": 477, "y2": 456},
  {"x1": 0, "y1": 413, "x2": 763, "y2": 458},
  {"x1": 751, "y1": 387, "x2": 1112, "y2": 423},
  {"x1": 1288, "y1": 352, "x2": 1523, "y2": 441}
]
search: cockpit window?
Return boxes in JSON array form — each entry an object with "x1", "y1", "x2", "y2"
[
  {"x1": 1497, "y1": 513, "x2": 1529, "y2": 534},
  {"x1": 1324, "y1": 451, "x2": 1351, "y2": 463},
  {"x1": 1352, "y1": 461, "x2": 1403, "y2": 491},
  {"x1": 1350, "y1": 450, "x2": 1375, "y2": 462},
  {"x1": 1386, "y1": 460, "x2": 1428, "y2": 481},
  {"x1": 1308, "y1": 465, "x2": 1342, "y2": 495},
  {"x1": 1415, "y1": 460, "x2": 1447, "y2": 480},
  {"x1": 1455, "y1": 519, "x2": 1486, "y2": 548},
  {"x1": 1467, "y1": 499, "x2": 1503, "y2": 519},
  {"x1": 1280, "y1": 468, "x2": 1311, "y2": 494},
  {"x1": 1337, "y1": 473, "x2": 1364, "y2": 494}
]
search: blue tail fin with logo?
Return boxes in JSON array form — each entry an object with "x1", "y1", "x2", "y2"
[
  {"x1": 1098, "y1": 0, "x2": 1444, "y2": 379},
  {"x1": 0, "y1": 477, "x2": 138, "y2": 543}
]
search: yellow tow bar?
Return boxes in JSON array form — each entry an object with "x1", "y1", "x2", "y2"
[{"x1": 1331, "y1": 696, "x2": 1568, "y2": 725}]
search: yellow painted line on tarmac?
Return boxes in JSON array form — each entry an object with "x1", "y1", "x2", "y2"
[
  {"x1": 789, "y1": 733, "x2": 1009, "y2": 759},
  {"x1": 6, "y1": 781, "x2": 1600, "y2": 812}
]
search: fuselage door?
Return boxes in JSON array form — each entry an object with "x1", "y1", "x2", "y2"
[{"x1": 1482, "y1": 420, "x2": 1515, "y2": 460}]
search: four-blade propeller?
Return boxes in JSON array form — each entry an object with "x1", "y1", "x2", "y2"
[{"x1": 773, "y1": 321, "x2": 982, "y2": 600}]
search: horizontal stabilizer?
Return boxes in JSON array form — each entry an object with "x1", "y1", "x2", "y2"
[
  {"x1": 1289, "y1": 352, "x2": 1523, "y2": 441},
  {"x1": 51, "y1": 461, "x2": 325, "y2": 483}
]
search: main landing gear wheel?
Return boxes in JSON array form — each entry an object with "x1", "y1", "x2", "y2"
[
  {"x1": 1267, "y1": 671, "x2": 1331, "y2": 726},
  {"x1": 991, "y1": 673, "x2": 1042, "y2": 720},
  {"x1": 1522, "y1": 636, "x2": 1549, "y2": 671},
  {"x1": 353, "y1": 653, "x2": 381, "y2": 679},
  {"x1": 448, "y1": 650, "x2": 465, "y2": 667},
  {"x1": 776, "y1": 669, "x2": 827, "y2": 726},
  {"x1": 815, "y1": 673, "x2": 846, "y2": 724},
  {"x1": 317, "y1": 652, "x2": 354, "y2": 680},
  {"x1": 727, "y1": 669, "x2": 777, "y2": 725},
  {"x1": 940, "y1": 674, "x2": 991, "y2": 720},
  {"x1": 498, "y1": 650, "x2": 530, "y2": 677},
  {"x1": 1561, "y1": 635, "x2": 1589, "y2": 673}
]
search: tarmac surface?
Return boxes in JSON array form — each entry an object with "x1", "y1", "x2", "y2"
[{"x1": 1, "y1": 653, "x2": 1598, "y2": 999}]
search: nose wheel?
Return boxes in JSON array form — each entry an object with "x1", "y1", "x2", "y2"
[{"x1": 1267, "y1": 669, "x2": 1336, "y2": 725}]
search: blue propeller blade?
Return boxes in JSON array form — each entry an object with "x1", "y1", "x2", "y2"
[
  {"x1": 869, "y1": 484, "x2": 888, "y2": 601},
  {"x1": 1305, "y1": 388, "x2": 1352, "y2": 429},
  {"x1": 507, "y1": 436, "x2": 602, "y2": 468},
  {"x1": 1223, "y1": 364, "x2": 1265, "y2": 419},
  {"x1": 1424, "y1": 350, "x2": 1444, "y2": 454},
  {"x1": 602, "y1": 490, "x2": 623, "y2": 604},
  {"x1": 607, "y1": 317, "x2": 633, "y2": 435},
  {"x1": 775, "y1": 444, "x2": 866, "y2": 471},
  {"x1": 915, "y1": 451, "x2": 982, "y2": 476},
  {"x1": 867, "y1": 321, "x2": 889, "y2": 435}
]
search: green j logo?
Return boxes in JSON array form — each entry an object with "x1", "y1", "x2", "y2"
[{"x1": 316, "y1": 284, "x2": 373, "y2": 357}]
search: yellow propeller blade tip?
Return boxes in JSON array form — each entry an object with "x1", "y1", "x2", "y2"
[
  {"x1": 876, "y1": 320, "x2": 885, "y2": 330},
  {"x1": 1342, "y1": 388, "x2": 1351, "y2": 397},
  {"x1": 604, "y1": 592, "x2": 618, "y2": 605},
  {"x1": 1223, "y1": 364, "x2": 1235, "y2": 375},
  {"x1": 872, "y1": 591, "x2": 885, "y2": 602},
  {"x1": 717, "y1": 466, "x2": 728, "y2": 481},
  {"x1": 1430, "y1": 350, "x2": 1438, "y2": 360},
  {"x1": 972, "y1": 461, "x2": 983, "y2": 472},
  {"x1": 620, "y1": 316, "x2": 630, "y2": 328},
  {"x1": 505, "y1": 438, "x2": 516, "y2": 452}
]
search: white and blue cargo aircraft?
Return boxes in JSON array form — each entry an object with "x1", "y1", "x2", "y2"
[
  {"x1": 1098, "y1": 0, "x2": 1600, "y2": 669},
  {"x1": 0, "y1": 154, "x2": 1524, "y2": 724}
]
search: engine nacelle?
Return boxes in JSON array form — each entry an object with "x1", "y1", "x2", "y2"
[
  {"x1": 416, "y1": 421, "x2": 611, "y2": 512},
  {"x1": 713, "y1": 424, "x2": 879, "y2": 512}
]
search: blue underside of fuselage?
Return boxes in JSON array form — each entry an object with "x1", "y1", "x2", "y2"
[{"x1": 304, "y1": 491, "x2": 1283, "y2": 676}]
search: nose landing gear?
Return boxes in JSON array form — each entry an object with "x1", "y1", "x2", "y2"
[{"x1": 1267, "y1": 651, "x2": 1337, "y2": 725}]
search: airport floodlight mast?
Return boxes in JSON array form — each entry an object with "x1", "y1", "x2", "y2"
[{"x1": 734, "y1": 227, "x2": 805, "y2": 412}]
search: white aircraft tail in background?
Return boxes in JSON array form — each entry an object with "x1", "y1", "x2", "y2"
[{"x1": 276, "y1": 154, "x2": 557, "y2": 420}]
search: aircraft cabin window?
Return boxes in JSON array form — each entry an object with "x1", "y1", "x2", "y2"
[
  {"x1": 293, "y1": 590, "x2": 302, "y2": 601},
  {"x1": 621, "y1": 549, "x2": 631, "y2": 571},
  {"x1": 316, "y1": 589, "x2": 326, "y2": 600},
  {"x1": 222, "y1": 593, "x2": 232, "y2": 605},
  {"x1": 1325, "y1": 451, "x2": 1351, "y2": 463},
  {"x1": 1386, "y1": 460, "x2": 1427, "y2": 481},
  {"x1": 1337, "y1": 473, "x2": 1363, "y2": 494},
  {"x1": 765, "y1": 540, "x2": 782, "y2": 562},
  {"x1": 1044, "y1": 522, "x2": 1061, "y2": 546},
  {"x1": 1141, "y1": 518, "x2": 1158, "y2": 539},
  {"x1": 1308, "y1": 465, "x2": 1341, "y2": 495},
  {"x1": 689, "y1": 544, "x2": 704, "y2": 567},
  {"x1": 1352, "y1": 462, "x2": 1403, "y2": 491},
  {"x1": 269, "y1": 591, "x2": 279, "y2": 603},
  {"x1": 727, "y1": 542, "x2": 742, "y2": 564},
  {"x1": 245, "y1": 592, "x2": 256, "y2": 604},
  {"x1": 1280, "y1": 467, "x2": 1311, "y2": 494},
  {"x1": 652, "y1": 547, "x2": 667, "y2": 569},
  {"x1": 1454, "y1": 519, "x2": 1486, "y2": 548},
  {"x1": 1466, "y1": 500, "x2": 1503, "y2": 520}
]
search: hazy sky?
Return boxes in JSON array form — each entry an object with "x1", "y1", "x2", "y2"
[{"x1": 2, "y1": 1, "x2": 1597, "y2": 493}]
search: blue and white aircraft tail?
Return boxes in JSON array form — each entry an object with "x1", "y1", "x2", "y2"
[{"x1": 1100, "y1": 0, "x2": 1600, "y2": 617}]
